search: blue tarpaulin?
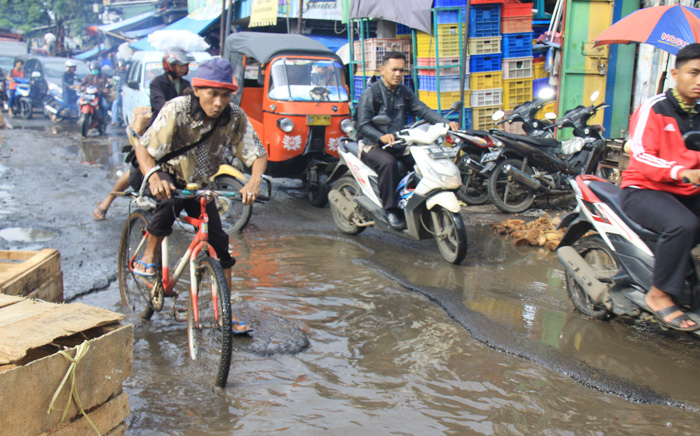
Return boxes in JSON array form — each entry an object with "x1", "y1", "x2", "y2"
[
  {"x1": 305, "y1": 34, "x2": 347, "y2": 52},
  {"x1": 123, "y1": 24, "x2": 166, "y2": 38},
  {"x1": 75, "y1": 44, "x2": 107, "y2": 60},
  {"x1": 130, "y1": 15, "x2": 219, "y2": 51}
]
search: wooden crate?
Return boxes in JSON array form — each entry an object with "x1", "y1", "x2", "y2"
[
  {"x1": 0, "y1": 295, "x2": 133, "y2": 436},
  {"x1": 0, "y1": 249, "x2": 63, "y2": 302}
]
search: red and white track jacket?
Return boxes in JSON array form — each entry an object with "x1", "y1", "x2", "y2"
[{"x1": 621, "y1": 89, "x2": 700, "y2": 196}]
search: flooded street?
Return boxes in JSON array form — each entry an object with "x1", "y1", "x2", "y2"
[{"x1": 2, "y1": 119, "x2": 700, "y2": 435}]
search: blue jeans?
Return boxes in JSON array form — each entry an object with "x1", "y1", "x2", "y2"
[
  {"x1": 56, "y1": 91, "x2": 77, "y2": 117},
  {"x1": 111, "y1": 92, "x2": 122, "y2": 125},
  {"x1": 7, "y1": 89, "x2": 17, "y2": 111}
]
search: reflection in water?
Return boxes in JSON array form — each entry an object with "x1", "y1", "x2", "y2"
[
  {"x1": 75, "y1": 233, "x2": 700, "y2": 435},
  {"x1": 0, "y1": 227, "x2": 57, "y2": 242}
]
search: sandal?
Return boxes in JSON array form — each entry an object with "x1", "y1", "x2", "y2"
[
  {"x1": 93, "y1": 203, "x2": 107, "y2": 220},
  {"x1": 133, "y1": 260, "x2": 157, "y2": 278},
  {"x1": 232, "y1": 320, "x2": 253, "y2": 335},
  {"x1": 649, "y1": 304, "x2": 700, "y2": 332}
]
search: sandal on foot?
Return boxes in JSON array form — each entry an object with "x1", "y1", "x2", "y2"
[
  {"x1": 93, "y1": 204, "x2": 107, "y2": 220},
  {"x1": 650, "y1": 304, "x2": 700, "y2": 332},
  {"x1": 133, "y1": 260, "x2": 157, "y2": 278},
  {"x1": 232, "y1": 320, "x2": 253, "y2": 335}
]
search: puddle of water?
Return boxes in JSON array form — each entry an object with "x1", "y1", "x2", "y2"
[
  {"x1": 0, "y1": 227, "x2": 57, "y2": 242},
  {"x1": 78, "y1": 234, "x2": 700, "y2": 435}
]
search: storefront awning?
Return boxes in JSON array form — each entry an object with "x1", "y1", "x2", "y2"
[
  {"x1": 130, "y1": 15, "x2": 219, "y2": 51},
  {"x1": 74, "y1": 44, "x2": 107, "y2": 60},
  {"x1": 305, "y1": 34, "x2": 347, "y2": 53},
  {"x1": 122, "y1": 24, "x2": 166, "y2": 39}
]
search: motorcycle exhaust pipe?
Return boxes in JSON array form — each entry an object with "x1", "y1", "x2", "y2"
[
  {"x1": 44, "y1": 105, "x2": 58, "y2": 115},
  {"x1": 464, "y1": 157, "x2": 485, "y2": 172},
  {"x1": 503, "y1": 164, "x2": 542, "y2": 191},
  {"x1": 557, "y1": 246, "x2": 610, "y2": 305}
]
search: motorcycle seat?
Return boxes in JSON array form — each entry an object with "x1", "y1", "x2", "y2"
[
  {"x1": 494, "y1": 131, "x2": 560, "y2": 149},
  {"x1": 587, "y1": 181, "x2": 659, "y2": 240},
  {"x1": 340, "y1": 140, "x2": 359, "y2": 156}
]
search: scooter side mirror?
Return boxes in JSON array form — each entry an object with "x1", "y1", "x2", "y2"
[
  {"x1": 31, "y1": 71, "x2": 41, "y2": 78},
  {"x1": 372, "y1": 114, "x2": 392, "y2": 126},
  {"x1": 590, "y1": 90, "x2": 600, "y2": 102},
  {"x1": 450, "y1": 100, "x2": 463, "y2": 113},
  {"x1": 127, "y1": 81, "x2": 139, "y2": 90},
  {"x1": 537, "y1": 87, "x2": 554, "y2": 100},
  {"x1": 683, "y1": 131, "x2": 700, "y2": 152},
  {"x1": 545, "y1": 112, "x2": 557, "y2": 120},
  {"x1": 491, "y1": 110, "x2": 505, "y2": 121}
]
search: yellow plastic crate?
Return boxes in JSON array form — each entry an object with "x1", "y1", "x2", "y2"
[
  {"x1": 503, "y1": 78, "x2": 533, "y2": 110},
  {"x1": 467, "y1": 36, "x2": 502, "y2": 55},
  {"x1": 472, "y1": 105, "x2": 502, "y2": 131},
  {"x1": 416, "y1": 24, "x2": 465, "y2": 58},
  {"x1": 469, "y1": 72, "x2": 503, "y2": 90},
  {"x1": 418, "y1": 90, "x2": 469, "y2": 110},
  {"x1": 533, "y1": 60, "x2": 546, "y2": 79}
]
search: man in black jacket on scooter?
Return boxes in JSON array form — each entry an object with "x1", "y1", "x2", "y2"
[{"x1": 356, "y1": 51, "x2": 459, "y2": 230}]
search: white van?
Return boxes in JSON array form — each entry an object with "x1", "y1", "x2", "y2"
[{"x1": 121, "y1": 50, "x2": 212, "y2": 124}]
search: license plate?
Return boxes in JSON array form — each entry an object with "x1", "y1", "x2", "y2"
[
  {"x1": 481, "y1": 150, "x2": 502, "y2": 163},
  {"x1": 306, "y1": 115, "x2": 331, "y2": 126},
  {"x1": 427, "y1": 146, "x2": 458, "y2": 159},
  {"x1": 83, "y1": 94, "x2": 95, "y2": 101}
]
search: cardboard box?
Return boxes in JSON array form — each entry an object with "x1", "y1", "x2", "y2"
[
  {"x1": 0, "y1": 295, "x2": 133, "y2": 436},
  {"x1": 0, "y1": 249, "x2": 63, "y2": 302}
]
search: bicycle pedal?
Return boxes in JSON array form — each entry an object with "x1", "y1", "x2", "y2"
[{"x1": 173, "y1": 307, "x2": 188, "y2": 322}]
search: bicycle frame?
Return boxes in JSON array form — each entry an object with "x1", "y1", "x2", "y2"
[{"x1": 128, "y1": 195, "x2": 221, "y2": 327}]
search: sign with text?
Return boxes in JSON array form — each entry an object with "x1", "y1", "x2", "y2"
[{"x1": 250, "y1": 0, "x2": 279, "y2": 27}]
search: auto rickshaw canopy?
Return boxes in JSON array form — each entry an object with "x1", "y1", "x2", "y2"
[{"x1": 224, "y1": 32, "x2": 342, "y2": 65}]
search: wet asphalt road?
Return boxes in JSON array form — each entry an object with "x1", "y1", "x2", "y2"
[{"x1": 2, "y1": 116, "x2": 700, "y2": 433}]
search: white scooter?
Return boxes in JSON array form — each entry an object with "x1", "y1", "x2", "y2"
[{"x1": 327, "y1": 109, "x2": 468, "y2": 264}]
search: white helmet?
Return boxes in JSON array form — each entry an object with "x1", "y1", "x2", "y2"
[{"x1": 65, "y1": 60, "x2": 76, "y2": 68}]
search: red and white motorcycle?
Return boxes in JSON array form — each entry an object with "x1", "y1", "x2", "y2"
[
  {"x1": 557, "y1": 168, "x2": 700, "y2": 337},
  {"x1": 78, "y1": 85, "x2": 106, "y2": 137}
]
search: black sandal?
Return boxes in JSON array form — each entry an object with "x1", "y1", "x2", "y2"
[{"x1": 650, "y1": 304, "x2": 700, "y2": 332}]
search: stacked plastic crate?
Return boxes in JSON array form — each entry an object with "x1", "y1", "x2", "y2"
[
  {"x1": 468, "y1": 0, "x2": 503, "y2": 131},
  {"x1": 417, "y1": 1, "x2": 470, "y2": 127},
  {"x1": 501, "y1": 0, "x2": 534, "y2": 127},
  {"x1": 353, "y1": 38, "x2": 413, "y2": 96}
]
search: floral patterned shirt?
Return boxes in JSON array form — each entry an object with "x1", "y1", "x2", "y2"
[{"x1": 140, "y1": 95, "x2": 266, "y2": 187}]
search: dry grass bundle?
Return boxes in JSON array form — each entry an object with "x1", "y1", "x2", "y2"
[{"x1": 490, "y1": 214, "x2": 565, "y2": 251}]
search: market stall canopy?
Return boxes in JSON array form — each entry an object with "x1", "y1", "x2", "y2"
[
  {"x1": 594, "y1": 4, "x2": 700, "y2": 55},
  {"x1": 224, "y1": 32, "x2": 338, "y2": 65},
  {"x1": 350, "y1": 0, "x2": 434, "y2": 34},
  {"x1": 98, "y1": 10, "x2": 159, "y2": 35},
  {"x1": 131, "y1": 14, "x2": 219, "y2": 51}
]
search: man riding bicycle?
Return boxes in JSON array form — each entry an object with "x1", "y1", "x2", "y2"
[{"x1": 132, "y1": 58, "x2": 267, "y2": 334}]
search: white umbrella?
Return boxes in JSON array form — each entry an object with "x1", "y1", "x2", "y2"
[{"x1": 336, "y1": 43, "x2": 350, "y2": 65}]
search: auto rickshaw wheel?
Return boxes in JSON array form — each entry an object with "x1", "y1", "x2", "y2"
[{"x1": 308, "y1": 172, "x2": 329, "y2": 208}]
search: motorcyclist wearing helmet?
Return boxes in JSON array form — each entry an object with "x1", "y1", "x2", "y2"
[
  {"x1": 110, "y1": 59, "x2": 129, "y2": 126},
  {"x1": 52, "y1": 60, "x2": 79, "y2": 123},
  {"x1": 81, "y1": 60, "x2": 111, "y2": 121},
  {"x1": 150, "y1": 48, "x2": 194, "y2": 119}
]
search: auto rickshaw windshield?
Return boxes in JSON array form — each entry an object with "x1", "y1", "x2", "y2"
[{"x1": 268, "y1": 58, "x2": 349, "y2": 102}]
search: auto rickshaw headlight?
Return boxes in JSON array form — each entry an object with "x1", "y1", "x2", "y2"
[
  {"x1": 340, "y1": 118, "x2": 355, "y2": 133},
  {"x1": 277, "y1": 117, "x2": 294, "y2": 133}
]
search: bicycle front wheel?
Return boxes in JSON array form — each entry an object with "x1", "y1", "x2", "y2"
[
  {"x1": 118, "y1": 210, "x2": 155, "y2": 320},
  {"x1": 187, "y1": 256, "x2": 233, "y2": 388}
]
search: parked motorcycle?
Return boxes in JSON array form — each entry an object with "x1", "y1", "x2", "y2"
[
  {"x1": 556, "y1": 133, "x2": 700, "y2": 337},
  {"x1": 79, "y1": 85, "x2": 106, "y2": 136},
  {"x1": 328, "y1": 104, "x2": 468, "y2": 264},
  {"x1": 453, "y1": 88, "x2": 557, "y2": 206},
  {"x1": 486, "y1": 91, "x2": 607, "y2": 213}
]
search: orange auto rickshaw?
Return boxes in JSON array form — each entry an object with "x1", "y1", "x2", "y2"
[{"x1": 223, "y1": 32, "x2": 353, "y2": 206}]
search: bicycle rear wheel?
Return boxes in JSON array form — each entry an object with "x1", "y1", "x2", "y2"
[
  {"x1": 118, "y1": 210, "x2": 155, "y2": 320},
  {"x1": 187, "y1": 256, "x2": 233, "y2": 388}
]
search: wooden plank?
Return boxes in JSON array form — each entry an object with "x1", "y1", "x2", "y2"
[
  {"x1": 0, "y1": 302, "x2": 125, "y2": 365},
  {"x1": 0, "y1": 250, "x2": 41, "y2": 262},
  {"x1": 0, "y1": 299, "x2": 58, "y2": 330},
  {"x1": 0, "y1": 249, "x2": 61, "y2": 297},
  {"x1": 0, "y1": 294, "x2": 25, "y2": 309},
  {"x1": 42, "y1": 391, "x2": 130, "y2": 436},
  {"x1": 26, "y1": 271, "x2": 64, "y2": 303},
  {"x1": 0, "y1": 324, "x2": 133, "y2": 436}
]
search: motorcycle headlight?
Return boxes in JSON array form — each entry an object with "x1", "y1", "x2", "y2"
[
  {"x1": 277, "y1": 117, "x2": 294, "y2": 133},
  {"x1": 340, "y1": 118, "x2": 354, "y2": 133}
]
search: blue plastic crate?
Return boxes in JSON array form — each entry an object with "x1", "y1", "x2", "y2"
[
  {"x1": 418, "y1": 74, "x2": 468, "y2": 92},
  {"x1": 439, "y1": 108, "x2": 472, "y2": 129},
  {"x1": 469, "y1": 4, "x2": 501, "y2": 37},
  {"x1": 436, "y1": 9, "x2": 467, "y2": 24},
  {"x1": 503, "y1": 32, "x2": 533, "y2": 58},
  {"x1": 532, "y1": 77, "x2": 549, "y2": 97},
  {"x1": 470, "y1": 53, "x2": 503, "y2": 73},
  {"x1": 396, "y1": 23, "x2": 411, "y2": 35},
  {"x1": 354, "y1": 75, "x2": 412, "y2": 96}
]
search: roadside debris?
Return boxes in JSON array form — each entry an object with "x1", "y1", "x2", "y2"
[{"x1": 490, "y1": 214, "x2": 565, "y2": 251}]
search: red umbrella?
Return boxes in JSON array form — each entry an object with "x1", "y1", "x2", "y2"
[{"x1": 594, "y1": 4, "x2": 700, "y2": 55}]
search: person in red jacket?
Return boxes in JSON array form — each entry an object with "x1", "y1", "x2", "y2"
[{"x1": 620, "y1": 43, "x2": 700, "y2": 331}]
